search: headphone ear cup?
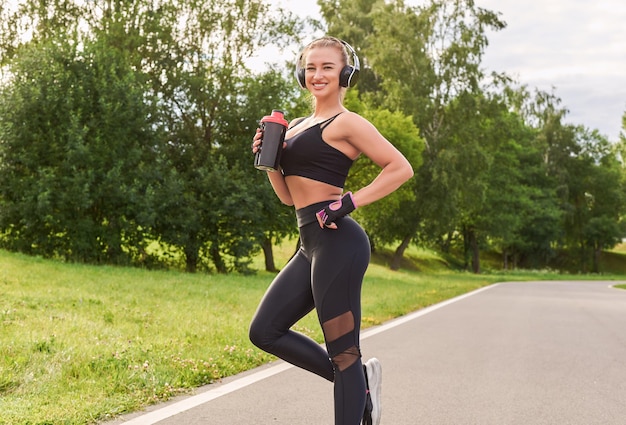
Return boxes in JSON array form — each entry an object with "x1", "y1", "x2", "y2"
[
  {"x1": 294, "y1": 52, "x2": 306, "y2": 89},
  {"x1": 340, "y1": 65, "x2": 358, "y2": 88},
  {"x1": 296, "y1": 66, "x2": 306, "y2": 89},
  {"x1": 340, "y1": 40, "x2": 360, "y2": 88}
]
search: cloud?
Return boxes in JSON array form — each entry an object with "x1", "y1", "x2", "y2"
[
  {"x1": 270, "y1": 0, "x2": 626, "y2": 140},
  {"x1": 477, "y1": 0, "x2": 626, "y2": 140}
]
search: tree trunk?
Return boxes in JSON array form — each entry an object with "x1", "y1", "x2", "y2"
[
  {"x1": 184, "y1": 245, "x2": 199, "y2": 273},
  {"x1": 503, "y1": 249, "x2": 508, "y2": 270},
  {"x1": 462, "y1": 226, "x2": 470, "y2": 271},
  {"x1": 592, "y1": 244, "x2": 601, "y2": 274},
  {"x1": 468, "y1": 227, "x2": 480, "y2": 274},
  {"x1": 390, "y1": 234, "x2": 412, "y2": 271},
  {"x1": 578, "y1": 240, "x2": 587, "y2": 273},
  {"x1": 261, "y1": 235, "x2": 277, "y2": 272},
  {"x1": 210, "y1": 244, "x2": 227, "y2": 273}
]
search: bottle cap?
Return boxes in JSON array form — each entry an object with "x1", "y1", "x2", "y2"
[{"x1": 260, "y1": 110, "x2": 288, "y2": 127}]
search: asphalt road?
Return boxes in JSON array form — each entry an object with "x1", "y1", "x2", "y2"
[{"x1": 108, "y1": 280, "x2": 626, "y2": 425}]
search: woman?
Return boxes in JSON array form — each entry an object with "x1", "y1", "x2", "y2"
[{"x1": 249, "y1": 36, "x2": 414, "y2": 425}]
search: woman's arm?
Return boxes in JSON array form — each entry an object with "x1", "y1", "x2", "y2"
[
  {"x1": 343, "y1": 113, "x2": 414, "y2": 208},
  {"x1": 266, "y1": 170, "x2": 294, "y2": 206}
]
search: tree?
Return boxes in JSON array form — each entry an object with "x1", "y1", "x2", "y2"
[
  {"x1": 321, "y1": 0, "x2": 506, "y2": 269},
  {"x1": 0, "y1": 36, "x2": 158, "y2": 263},
  {"x1": 134, "y1": 0, "x2": 301, "y2": 272},
  {"x1": 322, "y1": 0, "x2": 591, "y2": 275},
  {"x1": 0, "y1": 0, "x2": 304, "y2": 271},
  {"x1": 225, "y1": 69, "x2": 310, "y2": 272},
  {"x1": 475, "y1": 93, "x2": 554, "y2": 270},
  {"x1": 564, "y1": 127, "x2": 625, "y2": 272},
  {"x1": 439, "y1": 92, "x2": 493, "y2": 273}
]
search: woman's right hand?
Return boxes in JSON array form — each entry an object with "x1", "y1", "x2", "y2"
[{"x1": 251, "y1": 128, "x2": 263, "y2": 154}]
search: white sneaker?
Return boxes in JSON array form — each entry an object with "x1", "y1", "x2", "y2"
[{"x1": 363, "y1": 357, "x2": 382, "y2": 425}]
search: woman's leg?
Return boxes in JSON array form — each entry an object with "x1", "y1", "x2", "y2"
[
  {"x1": 310, "y1": 217, "x2": 371, "y2": 424},
  {"x1": 249, "y1": 249, "x2": 334, "y2": 381}
]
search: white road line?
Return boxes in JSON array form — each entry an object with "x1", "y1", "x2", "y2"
[
  {"x1": 118, "y1": 362, "x2": 293, "y2": 425},
  {"x1": 118, "y1": 283, "x2": 500, "y2": 424},
  {"x1": 360, "y1": 283, "x2": 498, "y2": 339}
]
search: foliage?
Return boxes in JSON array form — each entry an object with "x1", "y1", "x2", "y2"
[
  {"x1": 115, "y1": 0, "x2": 301, "y2": 272},
  {"x1": 563, "y1": 128, "x2": 626, "y2": 272},
  {"x1": 0, "y1": 35, "x2": 157, "y2": 264},
  {"x1": 321, "y1": 0, "x2": 510, "y2": 269},
  {"x1": 227, "y1": 69, "x2": 308, "y2": 271},
  {"x1": 0, "y1": 0, "x2": 303, "y2": 271},
  {"x1": 320, "y1": 0, "x2": 625, "y2": 272},
  {"x1": 0, "y1": 0, "x2": 624, "y2": 272}
]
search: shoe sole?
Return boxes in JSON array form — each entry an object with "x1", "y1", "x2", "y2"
[{"x1": 365, "y1": 358, "x2": 382, "y2": 425}]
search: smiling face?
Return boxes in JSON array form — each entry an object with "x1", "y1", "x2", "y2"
[{"x1": 303, "y1": 44, "x2": 347, "y2": 100}]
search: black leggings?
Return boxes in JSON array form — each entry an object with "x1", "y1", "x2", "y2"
[{"x1": 249, "y1": 200, "x2": 371, "y2": 425}]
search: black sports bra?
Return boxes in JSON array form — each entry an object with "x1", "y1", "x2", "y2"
[{"x1": 280, "y1": 113, "x2": 353, "y2": 188}]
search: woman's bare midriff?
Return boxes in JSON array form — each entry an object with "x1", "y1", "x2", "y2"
[{"x1": 284, "y1": 175, "x2": 344, "y2": 209}]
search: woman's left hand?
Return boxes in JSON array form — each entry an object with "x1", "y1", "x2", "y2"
[{"x1": 251, "y1": 128, "x2": 263, "y2": 154}]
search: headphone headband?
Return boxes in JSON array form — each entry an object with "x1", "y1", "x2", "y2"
[{"x1": 295, "y1": 38, "x2": 360, "y2": 89}]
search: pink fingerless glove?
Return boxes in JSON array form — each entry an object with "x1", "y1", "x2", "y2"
[{"x1": 316, "y1": 192, "x2": 357, "y2": 228}]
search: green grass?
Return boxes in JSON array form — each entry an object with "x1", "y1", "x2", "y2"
[
  {"x1": 611, "y1": 242, "x2": 626, "y2": 254},
  {"x1": 1, "y1": 245, "x2": 624, "y2": 424},
  {"x1": 604, "y1": 243, "x2": 626, "y2": 275},
  {"x1": 0, "y1": 254, "x2": 271, "y2": 423}
]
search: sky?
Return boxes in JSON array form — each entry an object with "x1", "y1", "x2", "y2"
[{"x1": 267, "y1": 0, "x2": 626, "y2": 142}]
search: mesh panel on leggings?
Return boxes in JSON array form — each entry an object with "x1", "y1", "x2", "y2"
[{"x1": 323, "y1": 311, "x2": 360, "y2": 371}]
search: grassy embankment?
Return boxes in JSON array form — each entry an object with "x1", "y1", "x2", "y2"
[{"x1": 1, "y1": 242, "x2": 625, "y2": 424}]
